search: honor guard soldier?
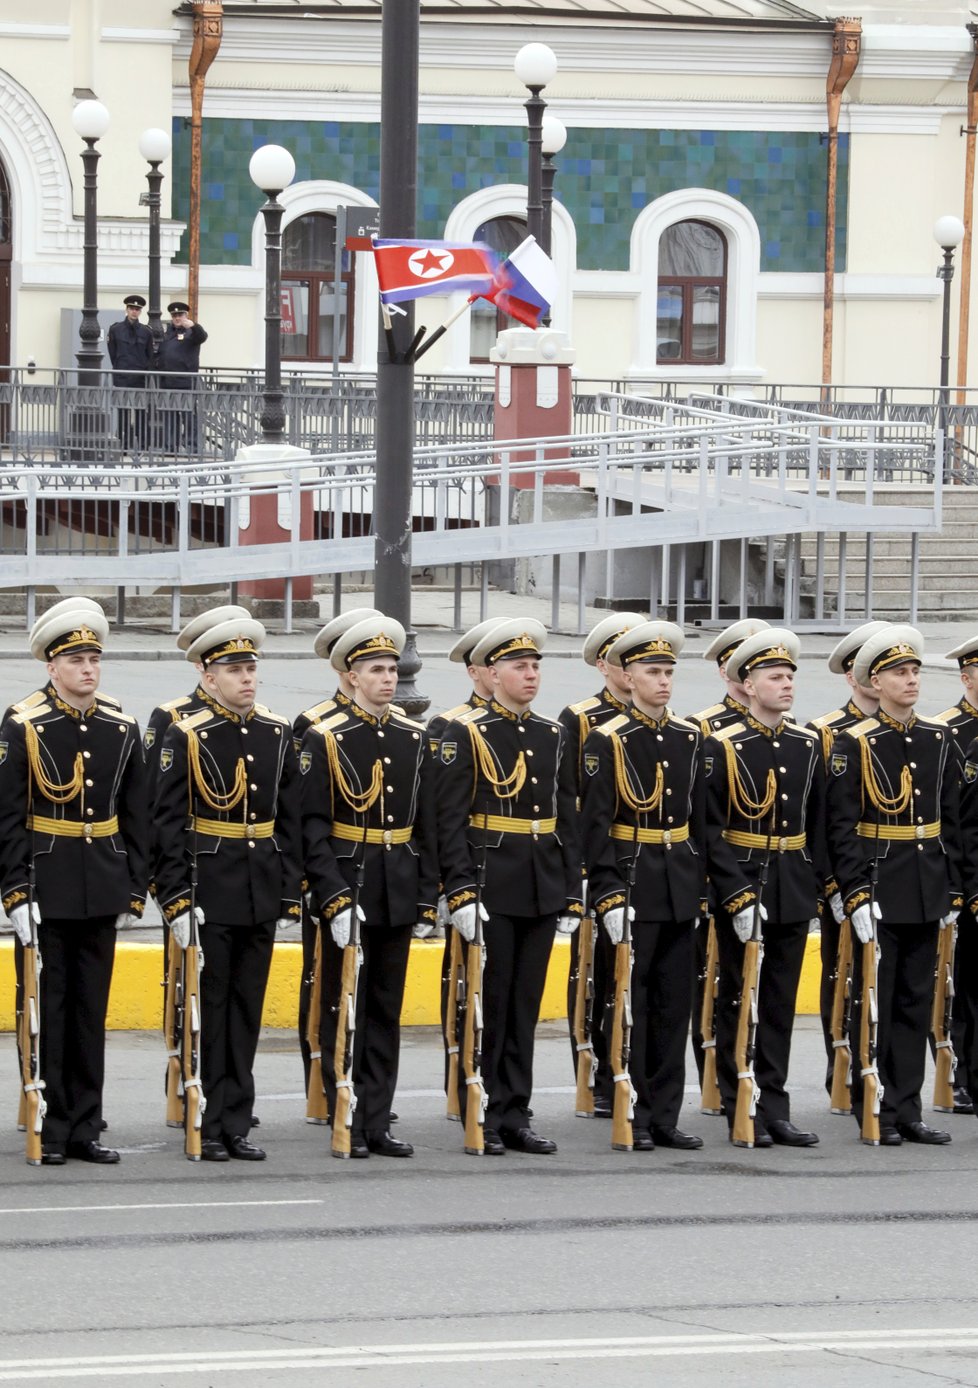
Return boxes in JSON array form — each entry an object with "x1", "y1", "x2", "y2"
[
  {"x1": 807, "y1": 621, "x2": 890, "y2": 1098},
  {"x1": 153, "y1": 615, "x2": 302, "y2": 1161},
  {"x1": 436, "y1": 619, "x2": 583, "y2": 1155},
  {"x1": 106, "y1": 294, "x2": 153, "y2": 452},
  {"x1": 4, "y1": 598, "x2": 124, "y2": 724},
  {"x1": 300, "y1": 616, "x2": 438, "y2": 1158},
  {"x1": 558, "y1": 610, "x2": 644, "y2": 1117},
  {"x1": 703, "y1": 628, "x2": 826, "y2": 1148},
  {"x1": 827, "y1": 626, "x2": 960, "y2": 1145},
  {"x1": 581, "y1": 621, "x2": 706, "y2": 1150},
  {"x1": 0, "y1": 604, "x2": 148, "y2": 1165},
  {"x1": 931, "y1": 632, "x2": 978, "y2": 1115},
  {"x1": 293, "y1": 606, "x2": 381, "y2": 1094},
  {"x1": 688, "y1": 617, "x2": 771, "y2": 1096}
]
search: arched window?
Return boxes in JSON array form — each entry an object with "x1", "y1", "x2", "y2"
[
  {"x1": 470, "y1": 214, "x2": 526, "y2": 362},
  {"x1": 281, "y1": 212, "x2": 354, "y2": 363},
  {"x1": 656, "y1": 220, "x2": 726, "y2": 366}
]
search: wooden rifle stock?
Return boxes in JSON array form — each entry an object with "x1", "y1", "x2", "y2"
[
  {"x1": 731, "y1": 825, "x2": 772, "y2": 1149},
  {"x1": 163, "y1": 934, "x2": 185, "y2": 1128},
  {"x1": 305, "y1": 924, "x2": 329, "y2": 1124},
  {"x1": 931, "y1": 915, "x2": 957, "y2": 1113},
  {"x1": 699, "y1": 918, "x2": 722, "y2": 1115},
  {"x1": 177, "y1": 807, "x2": 205, "y2": 1161},
  {"x1": 859, "y1": 807, "x2": 884, "y2": 1146},
  {"x1": 20, "y1": 930, "x2": 44, "y2": 1167},
  {"x1": 829, "y1": 918, "x2": 854, "y2": 1114},
  {"x1": 444, "y1": 928, "x2": 463, "y2": 1121},
  {"x1": 573, "y1": 913, "x2": 597, "y2": 1117},
  {"x1": 460, "y1": 805, "x2": 489, "y2": 1156},
  {"x1": 610, "y1": 823, "x2": 639, "y2": 1153},
  {"x1": 332, "y1": 817, "x2": 368, "y2": 1159}
]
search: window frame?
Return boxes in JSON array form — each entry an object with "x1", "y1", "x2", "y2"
[
  {"x1": 280, "y1": 211, "x2": 355, "y2": 365},
  {"x1": 656, "y1": 220, "x2": 727, "y2": 367}
]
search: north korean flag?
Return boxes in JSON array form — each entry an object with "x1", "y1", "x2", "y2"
[{"x1": 372, "y1": 238, "x2": 500, "y2": 304}]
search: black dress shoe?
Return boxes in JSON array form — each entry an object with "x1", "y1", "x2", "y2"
[
  {"x1": 41, "y1": 1147, "x2": 66, "y2": 1166},
  {"x1": 652, "y1": 1125, "x2": 704, "y2": 1150},
  {"x1": 390, "y1": 1111, "x2": 399, "y2": 1123},
  {"x1": 225, "y1": 1134, "x2": 266, "y2": 1161},
  {"x1": 731, "y1": 1125, "x2": 773, "y2": 1148},
  {"x1": 67, "y1": 1140, "x2": 120, "y2": 1164},
  {"x1": 482, "y1": 1127, "x2": 506, "y2": 1155},
  {"x1": 878, "y1": 1126, "x2": 903, "y2": 1146},
  {"x1": 499, "y1": 1126, "x2": 557, "y2": 1154},
  {"x1": 768, "y1": 1119, "x2": 819, "y2": 1148},
  {"x1": 897, "y1": 1120, "x2": 951, "y2": 1145},
  {"x1": 347, "y1": 1135, "x2": 370, "y2": 1159},
  {"x1": 592, "y1": 1094, "x2": 612, "y2": 1119},
  {"x1": 366, "y1": 1130, "x2": 414, "y2": 1157},
  {"x1": 250, "y1": 1114, "x2": 261, "y2": 1129},
  {"x1": 953, "y1": 1087, "x2": 974, "y2": 1115},
  {"x1": 99, "y1": 1118, "x2": 108, "y2": 1132},
  {"x1": 201, "y1": 1139, "x2": 230, "y2": 1162},
  {"x1": 631, "y1": 1127, "x2": 655, "y2": 1151}
]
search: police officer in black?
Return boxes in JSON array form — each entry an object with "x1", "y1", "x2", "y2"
[
  {"x1": 828, "y1": 625, "x2": 960, "y2": 1146},
  {"x1": 436, "y1": 618, "x2": 583, "y2": 1155},
  {"x1": 704, "y1": 628, "x2": 826, "y2": 1148},
  {"x1": 0, "y1": 604, "x2": 148, "y2": 1165},
  {"x1": 154, "y1": 614, "x2": 302, "y2": 1162},
  {"x1": 106, "y1": 294, "x2": 154, "y2": 452},
  {"x1": 582, "y1": 621, "x2": 706, "y2": 1150},
  {"x1": 557, "y1": 611, "x2": 643, "y2": 1116},
  {"x1": 300, "y1": 615, "x2": 438, "y2": 1158},
  {"x1": 157, "y1": 300, "x2": 208, "y2": 452}
]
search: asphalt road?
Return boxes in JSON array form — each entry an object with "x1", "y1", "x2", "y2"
[{"x1": 2, "y1": 1020, "x2": 978, "y2": 1386}]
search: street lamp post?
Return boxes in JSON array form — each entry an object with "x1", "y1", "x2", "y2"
[
  {"x1": 540, "y1": 114, "x2": 566, "y2": 260},
  {"x1": 249, "y1": 144, "x2": 296, "y2": 446},
  {"x1": 71, "y1": 99, "x2": 110, "y2": 385},
  {"x1": 139, "y1": 127, "x2": 171, "y2": 345},
  {"x1": 934, "y1": 214, "x2": 966, "y2": 479},
  {"x1": 514, "y1": 43, "x2": 557, "y2": 247}
]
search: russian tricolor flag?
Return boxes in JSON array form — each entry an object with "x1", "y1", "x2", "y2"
[{"x1": 473, "y1": 236, "x2": 556, "y2": 329}]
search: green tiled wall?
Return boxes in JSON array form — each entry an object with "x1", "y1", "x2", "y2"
[{"x1": 171, "y1": 118, "x2": 847, "y2": 273}]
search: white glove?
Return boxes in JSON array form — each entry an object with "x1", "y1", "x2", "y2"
[
  {"x1": 436, "y1": 895, "x2": 451, "y2": 929},
  {"x1": 170, "y1": 906, "x2": 204, "y2": 950},
  {"x1": 603, "y1": 905, "x2": 636, "y2": 946},
  {"x1": 114, "y1": 912, "x2": 139, "y2": 931},
  {"x1": 413, "y1": 920, "x2": 436, "y2": 939},
  {"x1": 851, "y1": 901, "x2": 881, "y2": 945},
  {"x1": 9, "y1": 901, "x2": 40, "y2": 947},
  {"x1": 556, "y1": 914, "x2": 580, "y2": 936},
  {"x1": 451, "y1": 902, "x2": 489, "y2": 943},
  {"x1": 732, "y1": 902, "x2": 767, "y2": 944},
  {"x1": 829, "y1": 893, "x2": 845, "y2": 925},
  {"x1": 275, "y1": 917, "x2": 292, "y2": 933},
  {"x1": 940, "y1": 910, "x2": 958, "y2": 930},
  {"x1": 330, "y1": 904, "x2": 365, "y2": 950}
]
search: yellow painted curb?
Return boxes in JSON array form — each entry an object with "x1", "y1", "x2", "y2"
[{"x1": 0, "y1": 932, "x2": 822, "y2": 1032}]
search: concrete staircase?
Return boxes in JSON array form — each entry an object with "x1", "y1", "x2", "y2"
[{"x1": 796, "y1": 485, "x2": 978, "y2": 620}]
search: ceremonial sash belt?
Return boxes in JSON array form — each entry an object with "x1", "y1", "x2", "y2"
[
  {"x1": 610, "y1": 822, "x2": 689, "y2": 845},
  {"x1": 332, "y1": 822, "x2": 413, "y2": 846},
  {"x1": 192, "y1": 816, "x2": 275, "y2": 840},
  {"x1": 723, "y1": 829, "x2": 807, "y2": 852},
  {"x1": 468, "y1": 813, "x2": 557, "y2": 836},
  {"x1": 27, "y1": 814, "x2": 118, "y2": 839},
  {"x1": 856, "y1": 820, "x2": 941, "y2": 842}
]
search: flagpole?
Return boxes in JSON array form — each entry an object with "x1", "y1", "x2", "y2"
[{"x1": 411, "y1": 297, "x2": 474, "y2": 362}]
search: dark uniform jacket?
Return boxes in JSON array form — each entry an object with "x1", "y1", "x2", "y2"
[
  {"x1": 106, "y1": 317, "x2": 154, "y2": 386},
  {"x1": 703, "y1": 714, "x2": 826, "y2": 922},
  {"x1": 0, "y1": 686, "x2": 148, "y2": 920},
  {"x1": 932, "y1": 698, "x2": 978, "y2": 771},
  {"x1": 427, "y1": 692, "x2": 487, "y2": 757},
  {"x1": 808, "y1": 699, "x2": 872, "y2": 768},
  {"x1": 558, "y1": 687, "x2": 630, "y2": 799},
  {"x1": 292, "y1": 690, "x2": 350, "y2": 757},
  {"x1": 689, "y1": 693, "x2": 749, "y2": 738},
  {"x1": 435, "y1": 699, "x2": 584, "y2": 920},
  {"x1": 827, "y1": 710, "x2": 962, "y2": 924},
  {"x1": 581, "y1": 707, "x2": 706, "y2": 924},
  {"x1": 157, "y1": 321, "x2": 207, "y2": 387},
  {"x1": 144, "y1": 686, "x2": 208, "y2": 799},
  {"x1": 153, "y1": 696, "x2": 301, "y2": 927},
  {"x1": 958, "y1": 737, "x2": 978, "y2": 913},
  {"x1": 300, "y1": 700, "x2": 437, "y2": 929}
]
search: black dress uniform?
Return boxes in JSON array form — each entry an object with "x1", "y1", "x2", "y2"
[
  {"x1": 0, "y1": 678, "x2": 148, "y2": 1156},
  {"x1": 957, "y1": 734, "x2": 978, "y2": 1103},
  {"x1": 829, "y1": 707, "x2": 961, "y2": 1136},
  {"x1": 106, "y1": 298, "x2": 154, "y2": 450},
  {"x1": 582, "y1": 700, "x2": 706, "y2": 1139},
  {"x1": 154, "y1": 687, "x2": 302, "y2": 1149},
  {"x1": 157, "y1": 306, "x2": 207, "y2": 452},
  {"x1": 704, "y1": 702, "x2": 826, "y2": 1138},
  {"x1": 300, "y1": 697, "x2": 437, "y2": 1143},
  {"x1": 436, "y1": 669, "x2": 583, "y2": 1139}
]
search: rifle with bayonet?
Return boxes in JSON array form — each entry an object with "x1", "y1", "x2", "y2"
[
  {"x1": 931, "y1": 911, "x2": 957, "y2": 1114},
  {"x1": 178, "y1": 805, "x2": 205, "y2": 1161},
  {"x1": 829, "y1": 915, "x2": 854, "y2": 1114},
  {"x1": 305, "y1": 920, "x2": 329, "y2": 1124},
  {"x1": 444, "y1": 927, "x2": 463, "y2": 1121},
  {"x1": 19, "y1": 843, "x2": 44, "y2": 1167},
  {"x1": 460, "y1": 800, "x2": 489, "y2": 1155},
  {"x1": 731, "y1": 816, "x2": 772, "y2": 1149},
  {"x1": 572, "y1": 897, "x2": 598, "y2": 1118},
  {"x1": 163, "y1": 926, "x2": 185, "y2": 1130},
  {"x1": 699, "y1": 918, "x2": 722, "y2": 1115},
  {"x1": 610, "y1": 819, "x2": 639, "y2": 1153},
  {"x1": 331, "y1": 809, "x2": 369, "y2": 1159},
  {"x1": 858, "y1": 801, "x2": 884, "y2": 1146}
]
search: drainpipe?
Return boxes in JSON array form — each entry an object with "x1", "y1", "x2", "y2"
[
  {"x1": 187, "y1": 1, "x2": 223, "y2": 319},
  {"x1": 956, "y1": 24, "x2": 978, "y2": 403},
  {"x1": 822, "y1": 16, "x2": 861, "y2": 401}
]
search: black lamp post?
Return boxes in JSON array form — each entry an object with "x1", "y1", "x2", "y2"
[
  {"x1": 139, "y1": 127, "x2": 171, "y2": 345},
  {"x1": 540, "y1": 114, "x2": 566, "y2": 260},
  {"x1": 514, "y1": 42, "x2": 557, "y2": 246},
  {"x1": 934, "y1": 213, "x2": 965, "y2": 479},
  {"x1": 249, "y1": 144, "x2": 296, "y2": 446},
  {"x1": 71, "y1": 99, "x2": 110, "y2": 385}
]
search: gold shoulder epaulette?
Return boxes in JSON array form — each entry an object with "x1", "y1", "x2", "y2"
[
  {"x1": 595, "y1": 713, "x2": 630, "y2": 738},
  {"x1": 310, "y1": 710, "x2": 349, "y2": 737},
  {"x1": 253, "y1": 702, "x2": 289, "y2": 726},
  {"x1": 174, "y1": 709, "x2": 213, "y2": 736},
  {"x1": 390, "y1": 706, "x2": 425, "y2": 731},
  {"x1": 568, "y1": 696, "x2": 601, "y2": 716},
  {"x1": 455, "y1": 706, "x2": 486, "y2": 727},
  {"x1": 98, "y1": 691, "x2": 122, "y2": 710},
  {"x1": 668, "y1": 712, "x2": 698, "y2": 733},
  {"x1": 10, "y1": 690, "x2": 47, "y2": 715},
  {"x1": 111, "y1": 711, "x2": 136, "y2": 725},
  {"x1": 711, "y1": 721, "x2": 746, "y2": 743},
  {"x1": 158, "y1": 695, "x2": 194, "y2": 718},
  {"x1": 299, "y1": 696, "x2": 337, "y2": 724},
  {"x1": 786, "y1": 722, "x2": 818, "y2": 742},
  {"x1": 13, "y1": 702, "x2": 51, "y2": 725},
  {"x1": 693, "y1": 702, "x2": 725, "y2": 721},
  {"x1": 932, "y1": 709, "x2": 959, "y2": 726},
  {"x1": 810, "y1": 708, "x2": 846, "y2": 730},
  {"x1": 431, "y1": 701, "x2": 470, "y2": 726},
  {"x1": 847, "y1": 717, "x2": 880, "y2": 740}
]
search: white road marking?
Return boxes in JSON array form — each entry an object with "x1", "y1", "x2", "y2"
[
  {"x1": 0, "y1": 1198, "x2": 323, "y2": 1217},
  {"x1": 0, "y1": 1328, "x2": 974, "y2": 1378}
]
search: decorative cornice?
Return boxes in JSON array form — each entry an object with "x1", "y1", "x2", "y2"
[
  {"x1": 0, "y1": 23, "x2": 69, "y2": 40},
  {"x1": 101, "y1": 27, "x2": 181, "y2": 45}
]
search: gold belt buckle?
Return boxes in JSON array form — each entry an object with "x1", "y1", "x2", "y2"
[
  {"x1": 246, "y1": 825, "x2": 256, "y2": 840},
  {"x1": 83, "y1": 824, "x2": 93, "y2": 838},
  {"x1": 530, "y1": 819, "x2": 540, "y2": 836},
  {"x1": 916, "y1": 824, "x2": 925, "y2": 839},
  {"x1": 778, "y1": 836, "x2": 788, "y2": 852},
  {"x1": 383, "y1": 829, "x2": 393, "y2": 846},
  {"x1": 662, "y1": 829, "x2": 672, "y2": 845}
]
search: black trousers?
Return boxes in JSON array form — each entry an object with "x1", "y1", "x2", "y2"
[
  {"x1": 38, "y1": 917, "x2": 116, "y2": 1150},
  {"x1": 199, "y1": 919, "x2": 275, "y2": 1142},
  {"x1": 614, "y1": 919, "x2": 694, "y2": 1131},
  {"x1": 715, "y1": 913, "x2": 809, "y2": 1130},
  {"x1": 565, "y1": 920, "x2": 613, "y2": 1101},
  {"x1": 850, "y1": 918, "x2": 938, "y2": 1130},
  {"x1": 481, "y1": 911, "x2": 556, "y2": 1132},
  {"x1": 690, "y1": 917, "x2": 710, "y2": 1085},
  {"x1": 819, "y1": 912, "x2": 842, "y2": 1091},
  {"x1": 320, "y1": 922, "x2": 412, "y2": 1136},
  {"x1": 297, "y1": 901, "x2": 318, "y2": 1090}
]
